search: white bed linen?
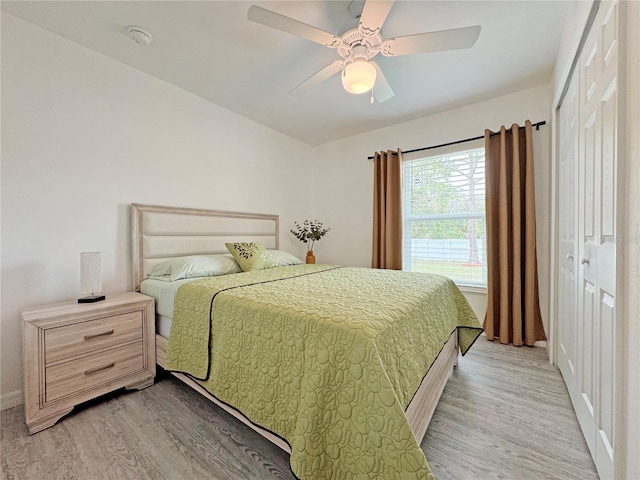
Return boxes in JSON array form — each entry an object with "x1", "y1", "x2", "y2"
[
  {"x1": 156, "y1": 314, "x2": 173, "y2": 338},
  {"x1": 140, "y1": 277, "x2": 197, "y2": 337}
]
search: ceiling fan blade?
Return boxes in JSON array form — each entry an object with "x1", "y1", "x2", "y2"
[
  {"x1": 248, "y1": 5, "x2": 342, "y2": 48},
  {"x1": 381, "y1": 25, "x2": 481, "y2": 56},
  {"x1": 289, "y1": 61, "x2": 345, "y2": 95},
  {"x1": 359, "y1": 0, "x2": 394, "y2": 35},
  {"x1": 370, "y1": 61, "x2": 394, "y2": 103}
]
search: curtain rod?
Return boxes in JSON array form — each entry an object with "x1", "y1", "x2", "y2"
[{"x1": 367, "y1": 120, "x2": 547, "y2": 160}]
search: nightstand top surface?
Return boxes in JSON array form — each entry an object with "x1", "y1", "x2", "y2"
[{"x1": 21, "y1": 292, "x2": 153, "y2": 324}]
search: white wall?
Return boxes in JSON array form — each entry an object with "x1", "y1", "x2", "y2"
[
  {"x1": 313, "y1": 85, "x2": 553, "y2": 330},
  {"x1": 0, "y1": 14, "x2": 318, "y2": 404}
]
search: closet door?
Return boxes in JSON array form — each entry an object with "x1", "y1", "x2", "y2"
[
  {"x1": 575, "y1": 2, "x2": 619, "y2": 478},
  {"x1": 556, "y1": 1, "x2": 622, "y2": 478},
  {"x1": 557, "y1": 72, "x2": 579, "y2": 399}
]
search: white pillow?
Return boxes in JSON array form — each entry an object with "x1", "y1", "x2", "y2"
[
  {"x1": 148, "y1": 254, "x2": 242, "y2": 282},
  {"x1": 268, "y1": 250, "x2": 304, "y2": 266}
]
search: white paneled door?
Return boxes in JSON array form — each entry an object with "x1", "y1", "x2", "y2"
[
  {"x1": 557, "y1": 2, "x2": 622, "y2": 479},
  {"x1": 557, "y1": 70, "x2": 579, "y2": 401}
]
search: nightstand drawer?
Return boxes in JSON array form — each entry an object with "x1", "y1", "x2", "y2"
[
  {"x1": 45, "y1": 311, "x2": 142, "y2": 364},
  {"x1": 45, "y1": 341, "x2": 144, "y2": 403}
]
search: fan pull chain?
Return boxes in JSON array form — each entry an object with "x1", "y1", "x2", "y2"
[{"x1": 370, "y1": 91, "x2": 375, "y2": 105}]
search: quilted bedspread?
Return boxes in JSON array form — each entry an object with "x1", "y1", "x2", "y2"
[{"x1": 165, "y1": 265, "x2": 482, "y2": 480}]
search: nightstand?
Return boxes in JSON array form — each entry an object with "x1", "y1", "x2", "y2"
[{"x1": 22, "y1": 292, "x2": 155, "y2": 434}]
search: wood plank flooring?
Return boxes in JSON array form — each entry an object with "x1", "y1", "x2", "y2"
[{"x1": 1, "y1": 338, "x2": 598, "y2": 480}]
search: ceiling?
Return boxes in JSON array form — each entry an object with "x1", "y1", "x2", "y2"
[{"x1": 1, "y1": 1, "x2": 576, "y2": 146}]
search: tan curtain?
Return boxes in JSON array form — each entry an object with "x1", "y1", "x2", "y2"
[
  {"x1": 484, "y1": 121, "x2": 546, "y2": 346},
  {"x1": 372, "y1": 149, "x2": 402, "y2": 270}
]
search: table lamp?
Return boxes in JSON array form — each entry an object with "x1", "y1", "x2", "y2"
[{"x1": 78, "y1": 252, "x2": 105, "y2": 303}]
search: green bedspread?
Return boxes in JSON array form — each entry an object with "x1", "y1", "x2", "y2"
[{"x1": 166, "y1": 265, "x2": 482, "y2": 480}]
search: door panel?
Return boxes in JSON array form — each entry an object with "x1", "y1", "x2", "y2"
[
  {"x1": 601, "y1": 81, "x2": 616, "y2": 237},
  {"x1": 578, "y1": 279, "x2": 597, "y2": 451},
  {"x1": 599, "y1": 292, "x2": 615, "y2": 446},
  {"x1": 582, "y1": 112, "x2": 597, "y2": 240},
  {"x1": 566, "y1": 2, "x2": 620, "y2": 478},
  {"x1": 593, "y1": 5, "x2": 619, "y2": 478},
  {"x1": 557, "y1": 71, "x2": 579, "y2": 397}
]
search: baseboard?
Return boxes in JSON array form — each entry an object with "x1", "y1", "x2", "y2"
[
  {"x1": 478, "y1": 332, "x2": 548, "y2": 349},
  {"x1": 1, "y1": 390, "x2": 23, "y2": 410}
]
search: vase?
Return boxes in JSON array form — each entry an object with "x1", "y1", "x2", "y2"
[{"x1": 306, "y1": 250, "x2": 316, "y2": 264}]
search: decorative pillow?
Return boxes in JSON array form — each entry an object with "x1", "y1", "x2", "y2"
[
  {"x1": 225, "y1": 242, "x2": 279, "y2": 272},
  {"x1": 268, "y1": 250, "x2": 303, "y2": 266},
  {"x1": 148, "y1": 254, "x2": 242, "y2": 281}
]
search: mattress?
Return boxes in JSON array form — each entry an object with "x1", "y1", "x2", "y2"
[{"x1": 140, "y1": 277, "x2": 195, "y2": 337}]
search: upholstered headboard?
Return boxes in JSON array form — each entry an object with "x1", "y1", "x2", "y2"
[{"x1": 131, "y1": 204, "x2": 279, "y2": 291}]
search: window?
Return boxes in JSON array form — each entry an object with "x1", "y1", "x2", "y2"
[{"x1": 402, "y1": 142, "x2": 487, "y2": 287}]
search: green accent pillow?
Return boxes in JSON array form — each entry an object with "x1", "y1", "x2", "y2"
[{"x1": 225, "y1": 242, "x2": 279, "y2": 272}]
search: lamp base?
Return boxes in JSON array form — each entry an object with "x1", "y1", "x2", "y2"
[{"x1": 78, "y1": 295, "x2": 106, "y2": 304}]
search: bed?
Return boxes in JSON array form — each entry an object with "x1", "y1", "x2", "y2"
[{"x1": 131, "y1": 203, "x2": 482, "y2": 480}]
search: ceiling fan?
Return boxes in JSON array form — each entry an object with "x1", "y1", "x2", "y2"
[{"x1": 247, "y1": 0, "x2": 481, "y2": 103}]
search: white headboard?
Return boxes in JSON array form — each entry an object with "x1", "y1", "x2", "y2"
[{"x1": 131, "y1": 204, "x2": 279, "y2": 291}]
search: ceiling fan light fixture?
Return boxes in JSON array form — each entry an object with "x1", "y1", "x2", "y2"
[{"x1": 341, "y1": 60, "x2": 376, "y2": 94}]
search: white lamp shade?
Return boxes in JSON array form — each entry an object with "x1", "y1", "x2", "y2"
[
  {"x1": 80, "y1": 252, "x2": 102, "y2": 294},
  {"x1": 341, "y1": 60, "x2": 377, "y2": 94}
]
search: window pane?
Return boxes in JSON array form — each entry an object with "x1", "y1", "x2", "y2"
[{"x1": 402, "y1": 147, "x2": 486, "y2": 286}]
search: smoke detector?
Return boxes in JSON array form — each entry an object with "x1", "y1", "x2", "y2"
[{"x1": 126, "y1": 26, "x2": 152, "y2": 46}]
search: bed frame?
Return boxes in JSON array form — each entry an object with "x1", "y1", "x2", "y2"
[{"x1": 131, "y1": 203, "x2": 458, "y2": 452}]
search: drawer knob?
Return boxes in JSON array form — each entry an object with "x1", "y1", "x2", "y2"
[
  {"x1": 84, "y1": 329, "x2": 114, "y2": 341},
  {"x1": 84, "y1": 363, "x2": 115, "y2": 376},
  {"x1": 581, "y1": 257, "x2": 590, "y2": 265}
]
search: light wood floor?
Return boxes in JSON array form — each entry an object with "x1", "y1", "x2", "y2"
[{"x1": 1, "y1": 338, "x2": 598, "y2": 480}]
